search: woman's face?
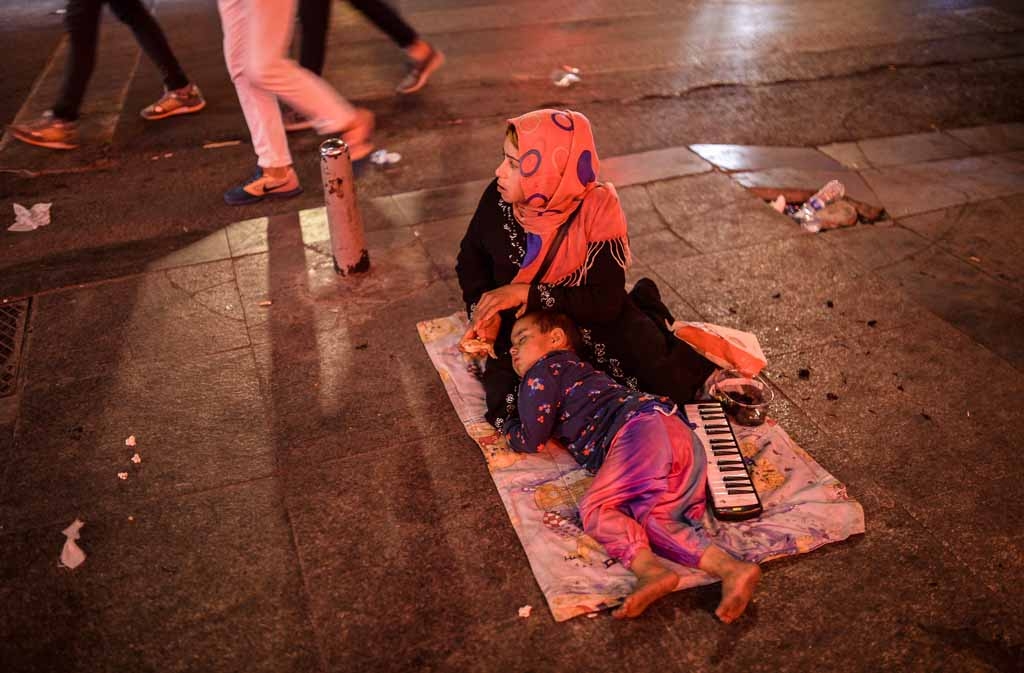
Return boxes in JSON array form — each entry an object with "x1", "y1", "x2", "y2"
[{"x1": 495, "y1": 136, "x2": 525, "y2": 204}]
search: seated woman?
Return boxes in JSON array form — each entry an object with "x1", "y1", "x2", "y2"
[{"x1": 456, "y1": 108, "x2": 714, "y2": 430}]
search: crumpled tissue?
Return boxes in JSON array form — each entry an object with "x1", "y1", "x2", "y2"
[
  {"x1": 9, "y1": 203, "x2": 52, "y2": 232},
  {"x1": 60, "y1": 519, "x2": 87, "y2": 569}
]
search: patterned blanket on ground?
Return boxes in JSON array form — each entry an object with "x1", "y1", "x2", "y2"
[{"x1": 418, "y1": 312, "x2": 865, "y2": 622}]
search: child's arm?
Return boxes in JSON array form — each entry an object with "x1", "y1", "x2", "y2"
[{"x1": 504, "y1": 366, "x2": 561, "y2": 453}]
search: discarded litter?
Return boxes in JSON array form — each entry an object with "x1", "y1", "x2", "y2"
[
  {"x1": 125, "y1": 435, "x2": 136, "y2": 447},
  {"x1": 791, "y1": 180, "x2": 845, "y2": 233},
  {"x1": 815, "y1": 201, "x2": 858, "y2": 229},
  {"x1": 550, "y1": 65, "x2": 582, "y2": 88},
  {"x1": 131, "y1": 453, "x2": 142, "y2": 464},
  {"x1": 369, "y1": 149, "x2": 402, "y2": 166},
  {"x1": 258, "y1": 300, "x2": 273, "y2": 307},
  {"x1": 52, "y1": 8, "x2": 67, "y2": 14},
  {"x1": 117, "y1": 472, "x2": 129, "y2": 480},
  {"x1": 203, "y1": 140, "x2": 243, "y2": 149},
  {"x1": 770, "y1": 195, "x2": 786, "y2": 213},
  {"x1": 518, "y1": 605, "x2": 533, "y2": 618},
  {"x1": 60, "y1": 519, "x2": 86, "y2": 569},
  {"x1": 9, "y1": 202, "x2": 52, "y2": 232}
]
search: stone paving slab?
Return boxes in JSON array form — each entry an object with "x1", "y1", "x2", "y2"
[
  {"x1": 1, "y1": 348, "x2": 275, "y2": 532},
  {"x1": 646, "y1": 172, "x2": 800, "y2": 253},
  {"x1": 391, "y1": 178, "x2": 495, "y2": 226},
  {"x1": 768, "y1": 318, "x2": 1022, "y2": 487},
  {"x1": 854, "y1": 131, "x2": 976, "y2": 167},
  {"x1": 860, "y1": 153, "x2": 1024, "y2": 218},
  {"x1": 947, "y1": 123, "x2": 1024, "y2": 154},
  {"x1": 615, "y1": 184, "x2": 671, "y2": 237},
  {"x1": 232, "y1": 223, "x2": 442, "y2": 345},
  {"x1": 688, "y1": 144, "x2": 845, "y2": 172},
  {"x1": 826, "y1": 224, "x2": 1024, "y2": 368},
  {"x1": 24, "y1": 260, "x2": 249, "y2": 386},
  {"x1": 601, "y1": 146, "x2": 712, "y2": 186},
  {"x1": 0, "y1": 479, "x2": 322, "y2": 673},
  {"x1": 905, "y1": 473, "x2": 1024, "y2": 597},
  {"x1": 629, "y1": 228, "x2": 702, "y2": 266},
  {"x1": 413, "y1": 215, "x2": 469, "y2": 282},
  {"x1": 145, "y1": 229, "x2": 232, "y2": 273},
  {"x1": 244, "y1": 264, "x2": 462, "y2": 469},
  {"x1": 898, "y1": 195, "x2": 1024, "y2": 292},
  {"x1": 652, "y1": 235, "x2": 930, "y2": 359},
  {"x1": 818, "y1": 142, "x2": 874, "y2": 170}
]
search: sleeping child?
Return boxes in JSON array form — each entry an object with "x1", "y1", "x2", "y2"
[{"x1": 502, "y1": 311, "x2": 760, "y2": 621}]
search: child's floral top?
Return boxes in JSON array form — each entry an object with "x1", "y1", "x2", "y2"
[{"x1": 504, "y1": 350, "x2": 676, "y2": 471}]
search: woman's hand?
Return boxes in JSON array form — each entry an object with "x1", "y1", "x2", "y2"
[
  {"x1": 459, "y1": 314, "x2": 501, "y2": 359},
  {"x1": 473, "y1": 284, "x2": 530, "y2": 329}
]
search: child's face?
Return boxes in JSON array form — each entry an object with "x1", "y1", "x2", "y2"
[
  {"x1": 495, "y1": 137, "x2": 526, "y2": 205},
  {"x1": 510, "y1": 316, "x2": 559, "y2": 377}
]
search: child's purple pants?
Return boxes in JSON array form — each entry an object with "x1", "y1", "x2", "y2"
[{"x1": 578, "y1": 410, "x2": 711, "y2": 569}]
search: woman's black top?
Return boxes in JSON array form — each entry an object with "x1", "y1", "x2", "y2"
[{"x1": 455, "y1": 179, "x2": 714, "y2": 430}]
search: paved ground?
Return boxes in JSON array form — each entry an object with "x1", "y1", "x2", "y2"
[{"x1": 1, "y1": 1, "x2": 1023, "y2": 672}]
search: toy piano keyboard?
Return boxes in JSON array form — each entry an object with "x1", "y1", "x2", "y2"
[{"x1": 684, "y1": 401, "x2": 764, "y2": 521}]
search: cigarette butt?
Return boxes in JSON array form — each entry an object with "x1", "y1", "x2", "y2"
[{"x1": 203, "y1": 140, "x2": 243, "y2": 149}]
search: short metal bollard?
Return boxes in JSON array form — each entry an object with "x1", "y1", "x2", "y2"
[{"x1": 319, "y1": 138, "x2": 370, "y2": 275}]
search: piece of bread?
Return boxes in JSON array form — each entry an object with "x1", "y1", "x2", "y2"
[{"x1": 458, "y1": 337, "x2": 494, "y2": 356}]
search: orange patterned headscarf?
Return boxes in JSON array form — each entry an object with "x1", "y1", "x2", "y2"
[{"x1": 508, "y1": 109, "x2": 631, "y2": 287}]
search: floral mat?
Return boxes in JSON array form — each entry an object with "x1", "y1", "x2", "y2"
[{"x1": 418, "y1": 312, "x2": 865, "y2": 622}]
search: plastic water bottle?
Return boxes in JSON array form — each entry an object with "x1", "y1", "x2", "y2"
[{"x1": 793, "y1": 180, "x2": 845, "y2": 233}]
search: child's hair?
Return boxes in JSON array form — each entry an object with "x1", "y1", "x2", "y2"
[
  {"x1": 505, "y1": 123, "x2": 519, "y2": 149},
  {"x1": 527, "y1": 311, "x2": 583, "y2": 353}
]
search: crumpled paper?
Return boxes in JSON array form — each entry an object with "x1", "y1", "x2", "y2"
[
  {"x1": 59, "y1": 519, "x2": 86, "y2": 569},
  {"x1": 550, "y1": 65, "x2": 582, "y2": 87},
  {"x1": 9, "y1": 203, "x2": 52, "y2": 232}
]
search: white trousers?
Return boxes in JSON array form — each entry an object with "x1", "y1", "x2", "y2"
[{"x1": 217, "y1": 0, "x2": 357, "y2": 168}]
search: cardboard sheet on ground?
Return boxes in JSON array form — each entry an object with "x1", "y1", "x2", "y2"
[{"x1": 418, "y1": 312, "x2": 865, "y2": 621}]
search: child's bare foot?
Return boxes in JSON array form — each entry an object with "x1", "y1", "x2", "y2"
[
  {"x1": 715, "y1": 562, "x2": 760, "y2": 623},
  {"x1": 698, "y1": 545, "x2": 761, "y2": 624},
  {"x1": 613, "y1": 549, "x2": 678, "y2": 619}
]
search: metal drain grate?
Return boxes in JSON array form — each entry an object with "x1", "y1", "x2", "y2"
[{"x1": 0, "y1": 299, "x2": 29, "y2": 398}]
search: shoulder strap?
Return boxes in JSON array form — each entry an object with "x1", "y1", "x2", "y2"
[{"x1": 532, "y1": 205, "x2": 581, "y2": 284}]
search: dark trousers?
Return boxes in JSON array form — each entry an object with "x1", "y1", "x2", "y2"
[
  {"x1": 54, "y1": 0, "x2": 190, "y2": 121},
  {"x1": 297, "y1": 0, "x2": 418, "y2": 76}
]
